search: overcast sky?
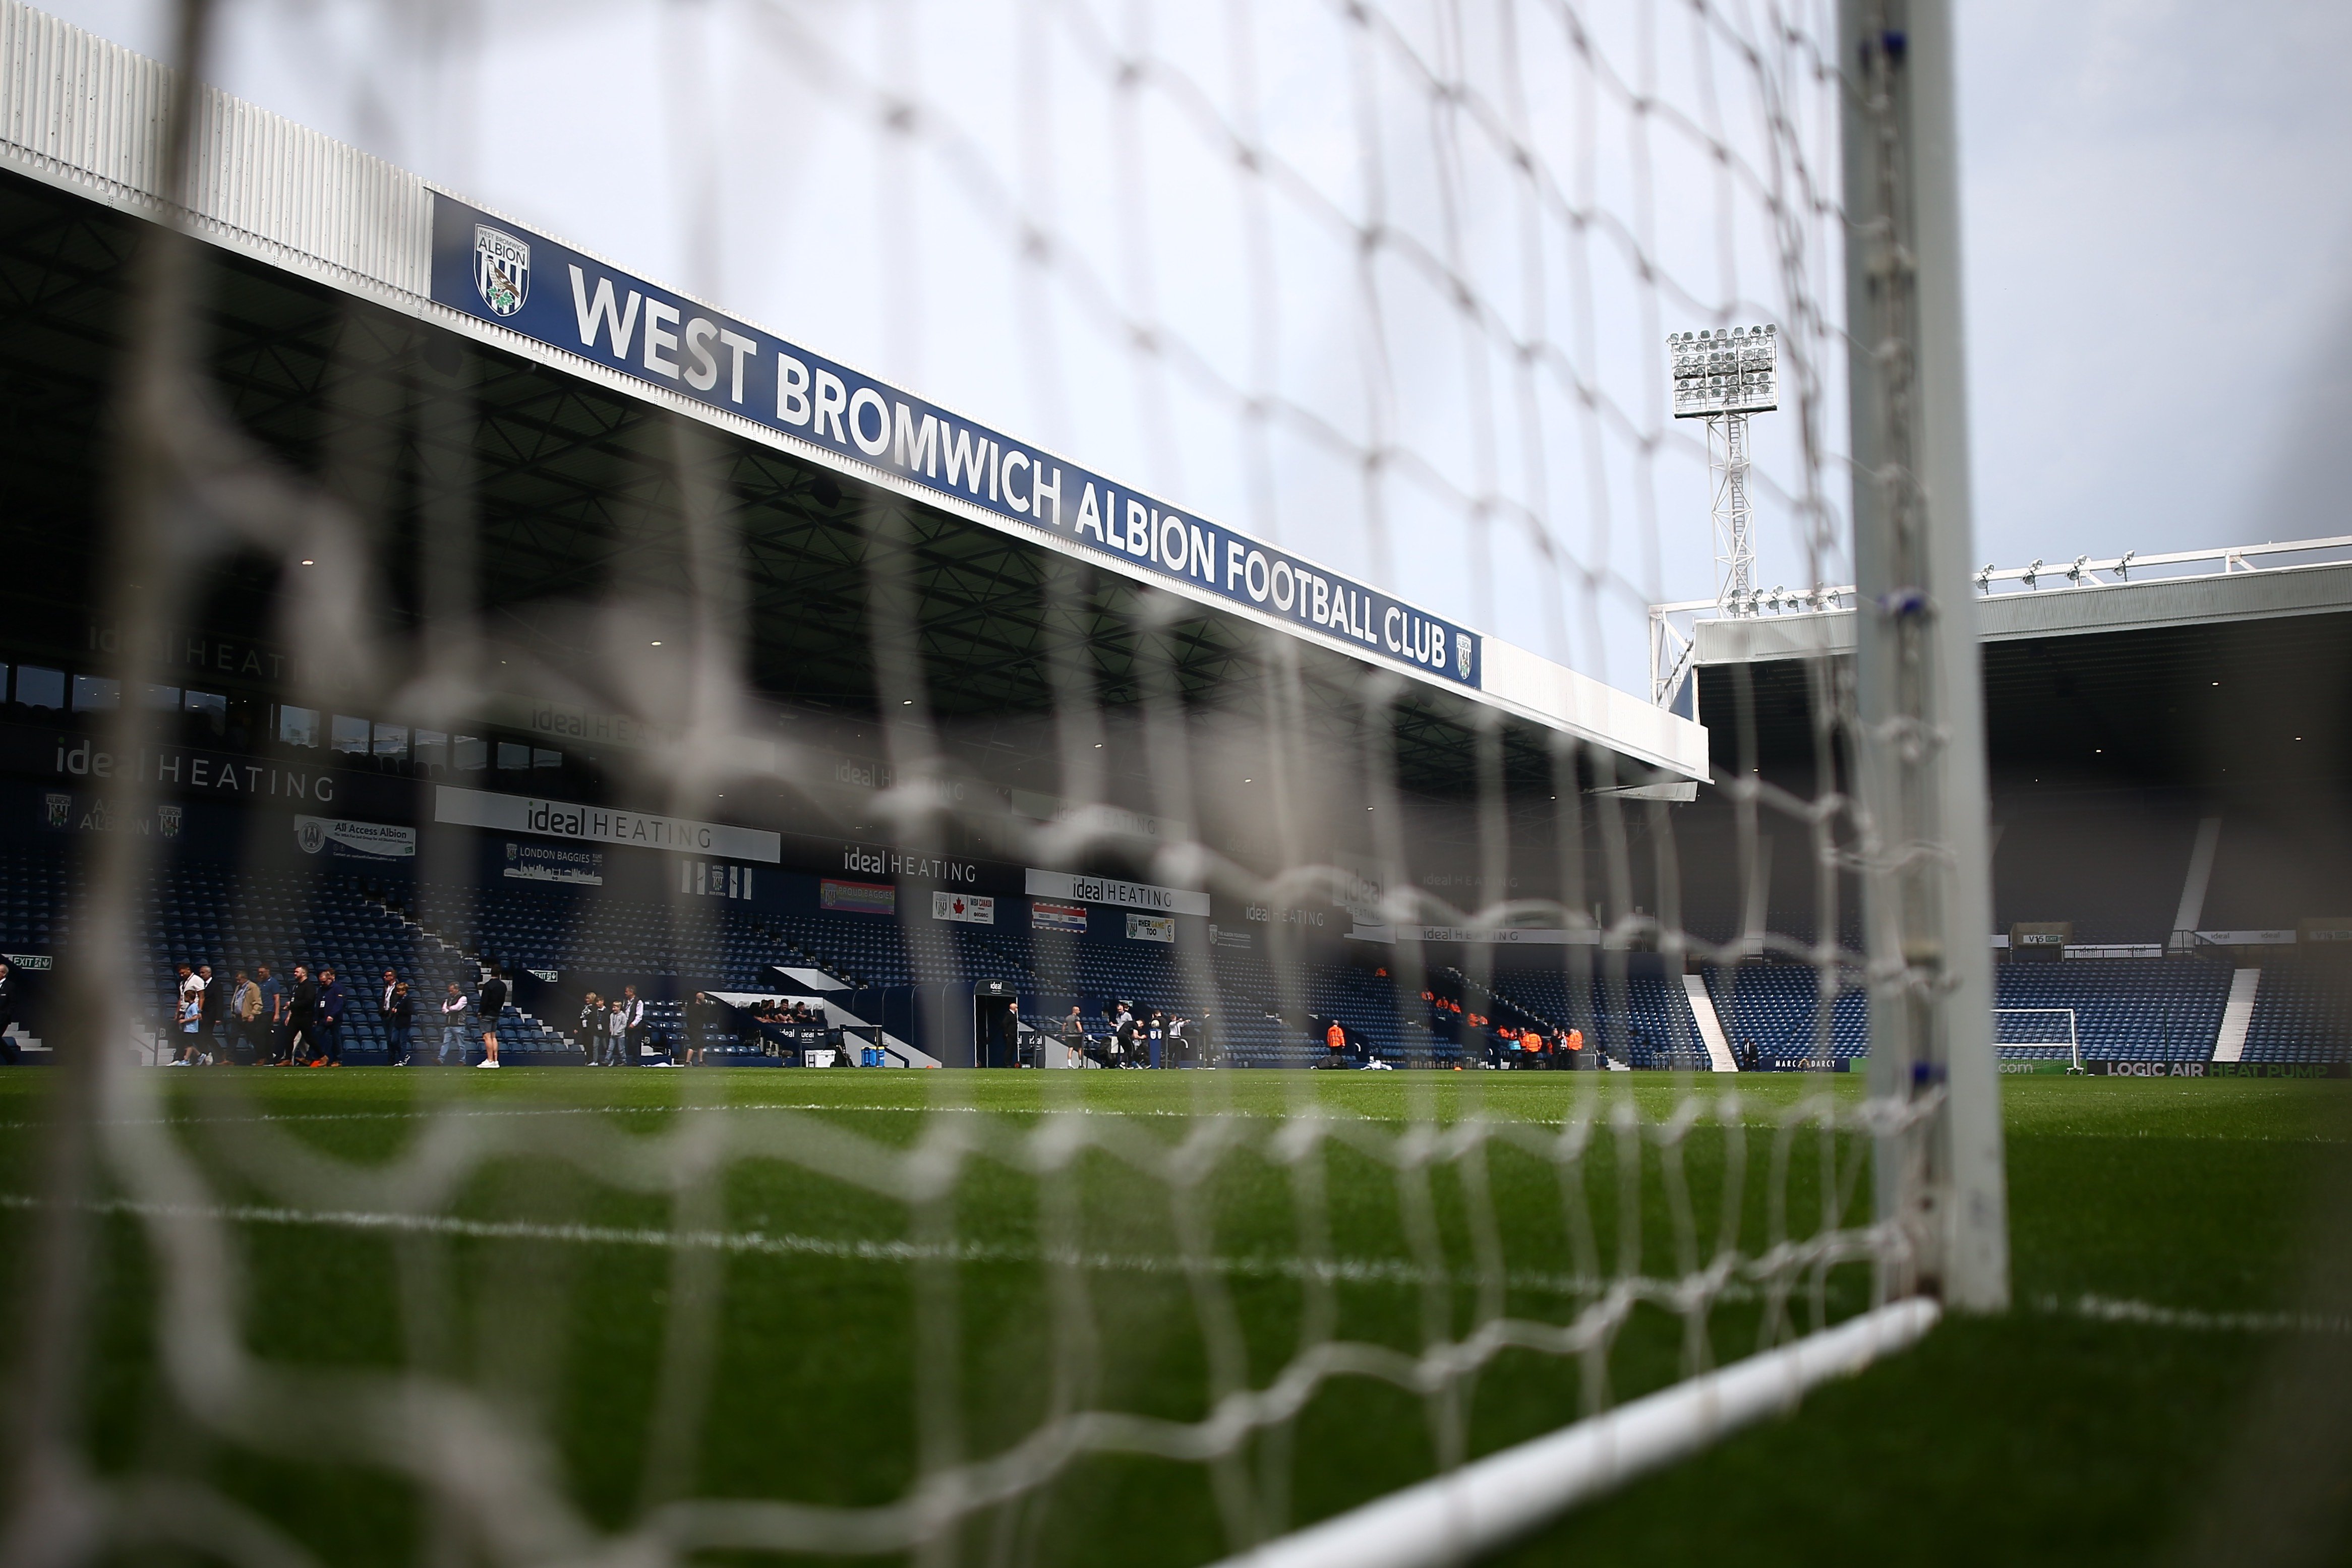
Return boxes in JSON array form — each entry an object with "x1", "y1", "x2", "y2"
[{"x1": 38, "y1": 0, "x2": 2352, "y2": 693}]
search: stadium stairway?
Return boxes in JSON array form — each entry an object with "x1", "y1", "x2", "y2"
[
  {"x1": 1428, "y1": 965, "x2": 1609, "y2": 1068},
  {"x1": 1480, "y1": 966, "x2": 1712, "y2": 1070},
  {"x1": 150, "y1": 867, "x2": 447, "y2": 1059},
  {"x1": 375, "y1": 889, "x2": 587, "y2": 1065},
  {"x1": 1704, "y1": 964, "x2": 1869, "y2": 1067}
]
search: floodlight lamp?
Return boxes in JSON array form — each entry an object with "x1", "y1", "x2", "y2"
[{"x1": 1667, "y1": 322, "x2": 1778, "y2": 416}]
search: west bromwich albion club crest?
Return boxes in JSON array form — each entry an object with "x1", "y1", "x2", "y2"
[
  {"x1": 474, "y1": 225, "x2": 530, "y2": 317},
  {"x1": 1456, "y1": 632, "x2": 1473, "y2": 680},
  {"x1": 298, "y1": 820, "x2": 325, "y2": 855}
]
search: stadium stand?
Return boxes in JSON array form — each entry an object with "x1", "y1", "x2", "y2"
[
  {"x1": 5, "y1": 833, "x2": 2337, "y2": 1068},
  {"x1": 0, "y1": 842, "x2": 72, "y2": 956},
  {"x1": 390, "y1": 888, "x2": 1434, "y2": 1066},
  {"x1": 1479, "y1": 966, "x2": 1710, "y2": 1070},
  {"x1": 405, "y1": 881, "x2": 781, "y2": 985},
  {"x1": 0, "y1": 848, "x2": 574, "y2": 1064},
  {"x1": 1706, "y1": 964, "x2": 1870, "y2": 1066},
  {"x1": 2240, "y1": 956, "x2": 2352, "y2": 1063},
  {"x1": 1683, "y1": 955, "x2": 2239, "y2": 1065},
  {"x1": 1992, "y1": 957, "x2": 2232, "y2": 1062}
]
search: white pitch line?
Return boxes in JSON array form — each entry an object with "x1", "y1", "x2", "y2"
[
  {"x1": 0, "y1": 1101, "x2": 1272, "y2": 1132},
  {"x1": 30, "y1": 1192, "x2": 2297, "y2": 1336},
  {"x1": 0, "y1": 1191, "x2": 1629, "y2": 1296},
  {"x1": 0, "y1": 1094, "x2": 1837, "y2": 1134},
  {"x1": 2040, "y1": 1292, "x2": 2352, "y2": 1337},
  {"x1": 0, "y1": 1103, "x2": 936, "y2": 1131}
]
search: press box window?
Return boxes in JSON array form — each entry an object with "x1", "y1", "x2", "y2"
[
  {"x1": 372, "y1": 723, "x2": 409, "y2": 759},
  {"x1": 182, "y1": 690, "x2": 227, "y2": 736},
  {"x1": 414, "y1": 731, "x2": 449, "y2": 768},
  {"x1": 453, "y1": 735, "x2": 487, "y2": 770},
  {"x1": 534, "y1": 748, "x2": 562, "y2": 769},
  {"x1": 496, "y1": 742, "x2": 532, "y2": 770},
  {"x1": 331, "y1": 715, "x2": 371, "y2": 754},
  {"x1": 14, "y1": 667, "x2": 61, "y2": 709},
  {"x1": 143, "y1": 684, "x2": 180, "y2": 709},
  {"x1": 71, "y1": 675, "x2": 119, "y2": 712},
  {"x1": 277, "y1": 706, "x2": 319, "y2": 748}
]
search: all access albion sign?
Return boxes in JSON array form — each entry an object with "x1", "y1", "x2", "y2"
[{"x1": 435, "y1": 786, "x2": 780, "y2": 863}]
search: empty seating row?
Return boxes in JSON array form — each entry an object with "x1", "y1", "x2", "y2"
[{"x1": 2241, "y1": 959, "x2": 2352, "y2": 1063}]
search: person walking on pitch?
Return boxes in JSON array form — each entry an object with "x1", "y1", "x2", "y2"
[
  {"x1": 476, "y1": 968, "x2": 506, "y2": 1068},
  {"x1": 439, "y1": 981, "x2": 471, "y2": 1065}
]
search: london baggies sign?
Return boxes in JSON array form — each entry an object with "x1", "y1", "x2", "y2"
[{"x1": 429, "y1": 195, "x2": 1481, "y2": 690}]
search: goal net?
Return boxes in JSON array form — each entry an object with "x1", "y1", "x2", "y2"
[{"x1": 0, "y1": 0, "x2": 2000, "y2": 1564}]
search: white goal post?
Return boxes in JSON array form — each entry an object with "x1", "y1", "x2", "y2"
[{"x1": 1993, "y1": 1007, "x2": 2084, "y2": 1074}]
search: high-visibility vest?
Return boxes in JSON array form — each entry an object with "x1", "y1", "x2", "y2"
[{"x1": 1326, "y1": 1022, "x2": 1346, "y2": 1050}]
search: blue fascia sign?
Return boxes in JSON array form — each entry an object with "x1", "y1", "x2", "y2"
[{"x1": 429, "y1": 193, "x2": 1481, "y2": 690}]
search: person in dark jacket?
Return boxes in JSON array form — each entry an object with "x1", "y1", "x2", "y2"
[
  {"x1": 281, "y1": 965, "x2": 320, "y2": 1067},
  {"x1": 197, "y1": 964, "x2": 225, "y2": 1060},
  {"x1": 379, "y1": 969, "x2": 410, "y2": 1064},
  {"x1": 313, "y1": 967, "x2": 347, "y2": 1067},
  {"x1": 686, "y1": 992, "x2": 720, "y2": 1067},
  {"x1": 386, "y1": 981, "x2": 416, "y2": 1065},
  {"x1": 256, "y1": 965, "x2": 283, "y2": 1063},
  {"x1": 439, "y1": 981, "x2": 470, "y2": 1064},
  {"x1": 619, "y1": 985, "x2": 645, "y2": 1067},
  {"x1": 578, "y1": 991, "x2": 605, "y2": 1064},
  {"x1": 477, "y1": 968, "x2": 507, "y2": 1068}
]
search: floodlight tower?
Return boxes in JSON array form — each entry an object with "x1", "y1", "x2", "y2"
[{"x1": 1669, "y1": 325, "x2": 1779, "y2": 614}]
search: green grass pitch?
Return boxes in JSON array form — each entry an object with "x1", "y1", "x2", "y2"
[{"x1": 2, "y1": 1068, "x2": 2344, "y2": 1565}]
